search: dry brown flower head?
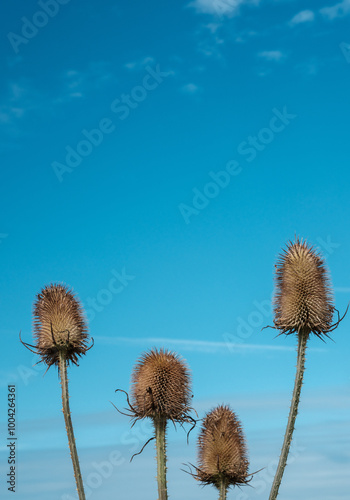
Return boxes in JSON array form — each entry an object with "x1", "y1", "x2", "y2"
[
  {"x1": 31, "y1": 283, "x2": 90, "y2": 368},
  {"x1": 194, "y1": 405, "x2": 250, "y2": 488},
  {"x1": 130, "y1": 348, "x2": 192, "y2": 423},
  {"x1": 273, "y1": 238, "x2": 335, "y2": 339}
]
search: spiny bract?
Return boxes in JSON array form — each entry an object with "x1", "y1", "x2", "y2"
[
  {"x1": 131, "y1": 348, "x2": 192, "y2": 421},
  {"x1": 274, "y1": 238, "x2": 334, "y2": 338},
  {"x1": 33, "y1": 283, "x2": 89, "y2": 368},
  {"x1": 195, "y1": 405, "x2": 249, "y2": 488}
]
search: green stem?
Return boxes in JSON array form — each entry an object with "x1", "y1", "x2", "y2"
[
  {"x1": 218, "y1": 478, "x2": 228, "y2": 500},
  {"x1": 268, "y1": 331, "x2": 308, "y2": 500},
  {"x1": 154, "y1": 416, "x2": 168, "y2": 500},
  {"x1": 59, "y1": 350, "x2": 86, "y2": 500}
]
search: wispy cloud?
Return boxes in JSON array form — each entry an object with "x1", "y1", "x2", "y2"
[
  {"x1": 0, "y1": 61, "x2": 116, "y2": 129},
  {"x1": 124, "y1": 56, "x2": 155, "y2": 71},
  {"x1": 334, "y1": 286, "x2": 350, "y2": 293},
  {"x1": 93, "y1": 336, "x2": 325, "y2": 354},
  {"x1": 0, "y1": 81, "x2": 33, "y2": 125},
  {"x1": 0, "y1": 61, "x2": 117, "y2": 149},
  {"x1": 194, "y1": 23, "x2": 225, "y2": 59},
  {"x1": 0, "y1": 80, "x2": 42, "y2": 146},
  {"x1": 180, "y1": 83, "x2": 200, "y2": 94},
  {"x1": 290, "y1": 10, "x2": 315, "y2": 25},
  {"x1": 320, "y1": 0, "x2": 350, "y2": 20},
  {"x1": 188, "y1": 0, "x2": 260, "y2": 17},
  {"x1": 294, "y1": 57, "x2": 323, "y2": 76},
  {"x1": 258, "y1": 50, "x2": 286, "y2": 62},
  {"x1": 58, "y1": 60, "x2": 116, "y2": 102},
  {"x1": 12, "y1": 426, "x2": 350, "y2": 500}
]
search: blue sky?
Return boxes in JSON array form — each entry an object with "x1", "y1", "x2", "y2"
[{"x1": 0, "y1": 0, "x2": 350, "y2": 498}]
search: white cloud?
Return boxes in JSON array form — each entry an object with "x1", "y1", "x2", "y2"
[
  {"x1": 194, "y1": 22, "x2": 225, "y2": 59},
  {"x1": 320, "y1": 0, "x2": 350, "y2": 20},
  {"x1": 0, "y1": 80, "x2": 37, "y2": 127},
  {"x1": 180, "y1": 83, "x2": 200, "y2": 94},
  {"x1": 0, "y1": 81, "x2": 37, "y2": 149},
  {"x1": 290, "y1": 9, "x2": 315, "y2": 25},
  {"x1": 124, "y1": 56, "x2": 155, "y2": 71},
  {"x1": 294, "y1": 58, "x2": 323, "y2": 76},
  {"x1": 60, "y1": 61, "x2": 115, "y2": 101},
  {"x1": 258, "y1": 50, "x2": 286, "y2": 62},
  {"x1": 188, "y1": 0, "x2": 260, "y2": 17},
  {"x1": 0, "y1": 60, "x2": 116, "y2": 139},
  {"x1": 205, "y1": 22, "x2": 222, "y2": 33}
]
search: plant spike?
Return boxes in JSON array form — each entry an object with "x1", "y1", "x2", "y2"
[
  {"x1": 268, "y1": 238, "x2": 338, "y2": 500},
  {"x1": 28, "y1": 283, "x2": 90, "y2": 500}
]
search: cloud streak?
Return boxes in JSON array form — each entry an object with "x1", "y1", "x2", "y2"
[
  {"x1": 258, "y1": 50, "x2": 286, "y2": 62},
  {"x1": 93, "y1": 336, "x2": 325, "y2": 353},
  {"x1": 188, "y1": 0, "x2": 260, "y2": 17},
  {"x1": 124, "y1": 56, "x2": 155, "y2": 71}
]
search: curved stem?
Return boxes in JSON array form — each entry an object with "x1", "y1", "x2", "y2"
[
  {"x1": 268, "y1": 331, "x2": 308, "y2": 500},
  {"x1": 59, "y1": 350, "x2": 86, "y2": 500},
  {"x1": 154, "y1": 416, "x2": 168, "y2": 500}
]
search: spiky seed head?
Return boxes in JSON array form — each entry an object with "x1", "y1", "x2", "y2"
[
  {"x1": 273, "y1": 238, "x2": 334, "y2": 338},
  {"x1": 33, "y1": 283, "x2": 89, "y2": 368},
  {"x1": 195, "y1": 405, "x2": 249, "y2": 488},
  {"x1": 131, "y1": 348, "x2": 192, "y2": 422}
]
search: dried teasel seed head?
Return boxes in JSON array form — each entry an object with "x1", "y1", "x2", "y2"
[
  {"x1": 274, "y1": 238, "x2": 334, "y2": 338},
  {"x1": 33, "y1": 283, "x2": 89, "y2": 368},
  {"x1": 195, "y1": 405, "x2": 249, "y2": 488},
  {"x1": 131, "y1": 348, "x2": 192, "y2": 422}
]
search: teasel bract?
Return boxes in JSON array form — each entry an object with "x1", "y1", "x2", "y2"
[
  {"x1": 22, "y1": 283, "x2": 92, "y2": 500},
  {"x1": 268, "y1": 238, "x2": 343, "y2": 500},
  {"x1": 193, "y1": 405, "x2": 250, "y2": 500},
  {"x1": 116, "y1": 348, "x2": 194, "y2": 500}
]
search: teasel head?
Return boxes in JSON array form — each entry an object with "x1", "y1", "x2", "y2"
[
  {"x1": 115, "y1": 348, "x2": 194, "y2": 500},
  {"x1": 20, "y1": 283, "x2": 91, "y2": 499},
  {"x1": 274, "y1": 238, "x2": 336, "y2": 340},
  {"x1": 194, "y1": 405, "x2": 250, "y2": 491},
  {"x1": 129, "y1": 348, "x2": 193, "y2": 424},
  {"x1": 27, "y1": 283, "x2": 90, "y2": 368}
]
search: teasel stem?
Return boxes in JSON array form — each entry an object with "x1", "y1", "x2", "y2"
[
  {"x1": 59, "y1": 350, "x2": 86, "y2": 500},
  {"x1": 218, "y1": 478, "x2": 228, "y2": 500},
  {"x1": 154, "y1": 415, "x2": 168, "y2": 500},
  {"x1": 268, "y1": 329, "x2": 308, "y2": 500}
]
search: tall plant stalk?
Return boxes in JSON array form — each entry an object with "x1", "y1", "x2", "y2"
[
  {"x1": 269, "y1": 238, "x2": 339, "y2": 498},
  {"x1": 23, "y1": 284, "x2": 92, "y2": 497},
  {"x1": 268, "y1": 330, "x2": 308, "y2": 500},
  {"x1": 154, "y1": 416, "x2": 168, "y2": 500},
  {"x1": 218, "y1": 478, "x2": 228, "y2": 500},
  {"x1": 59, "y1": 350, "x2": 86, "y2": 500},
  {"x1": 121, "y1": 349, "x2": 193, "y2": 499}
]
